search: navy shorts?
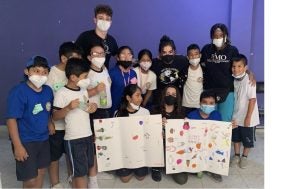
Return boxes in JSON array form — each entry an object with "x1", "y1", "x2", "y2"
[
  {"x1": 115, "y1": 167, "x2": 148, "y2": 177},
  {"x1": 64, "y1": 136, "x2": 94, "y2": 177},
  {"x1": 232, "y1": 126, "x2": 256, "y2": 148},
  {"x1": 49, "y1": 130, "x2": 65, "y2": 161},
  {"x1": 13, "y1": 140, "x2": 50, "y2": 181}
]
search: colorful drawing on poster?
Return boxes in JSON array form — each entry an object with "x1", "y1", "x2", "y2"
[
  {"x1": 94, "y1": 114, "x2": 164, "y2": 172},
  {"x1": 165, "y1": 119, "x2": 232, "y2": 176}
]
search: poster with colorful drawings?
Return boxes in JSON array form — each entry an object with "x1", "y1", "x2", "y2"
[
  {"x1": 93, "y1": 114, "x2": 164, "y2": 172},
  {"x1": 165, "y1": 119, "x2": 232, "y2": 176}
]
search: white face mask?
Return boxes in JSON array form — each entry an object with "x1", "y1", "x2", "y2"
[
  {"x1": 77, "y1": 78, "x2": 90, "y2": 89},
  {"x1": 91, "y1": 57, "x2": 105, "y2": 69},
  {"x1": 213, "y1": 38, "x2": 224, "y2": 48},
  {"x1": 130, "y1": 102, "x2": 140, "y2": 110},
  {"x1": 29, "y1": 75, "x2": 48, "y2": 89},
  {"x1": 139, "y1": 61, "x2": 152, "y2": 71},
  {"x1": 189, "y1": 58, "x2": 200, "y2": 66},
  {"x1": 232, "y1": 72, "x2": 246, "y2": 79},
  {"x1": 97, "y1": 20, "x2": 111, "y2": 32}
]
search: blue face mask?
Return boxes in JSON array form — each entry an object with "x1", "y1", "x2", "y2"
[{"x1": 200, "y1": 104, "x2": 215, "y2": 115}]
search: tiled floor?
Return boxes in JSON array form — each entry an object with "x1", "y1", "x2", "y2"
[{"x1": 0, "y1": 126, "x2": 264, "y2": 188}]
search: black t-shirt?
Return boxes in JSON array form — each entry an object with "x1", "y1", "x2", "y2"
[
  {"x1": 75, "y1": 30, "x2": 118, "y2": 70},
  {"x1": 150, "y1": 55, "x2": 189, "y2": 105},
  {"x1": 200, "y1": 44, "x2": 239, "y2": 91},
  {"x1": 151, "y1": 108, "x2": 185, "y2": 119}
]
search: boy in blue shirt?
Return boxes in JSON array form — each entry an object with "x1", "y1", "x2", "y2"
[
  {"x1": 6, "y1": 56, "x2": 53, "y2": 188},
  {"x1": 187, "y1": 90, "x2": 223, "y2": 182}
]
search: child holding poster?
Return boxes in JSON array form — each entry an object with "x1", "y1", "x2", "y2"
[
  {"x1": 187, "y1": 90, "x2": 223, "y2": 182},
  {"x1": 151, "y1": 85, "x2": 188, "y2": 185},
  {"x1": 114, "y1": 84, "x2": 150, "y2": 183}
]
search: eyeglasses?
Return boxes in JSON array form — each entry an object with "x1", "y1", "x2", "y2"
[{"x1": 91, "y1": 51, "x2": 106, "y2": 57}]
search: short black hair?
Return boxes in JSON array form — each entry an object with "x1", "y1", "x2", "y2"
[
  {"x1": 59, "y1": 42, "x2": 83, "y2": 60},
  {"x1": 187, "y1": 44, "x2": 201, "y2": 54},
  {"x1": 117, "y1": 46, "x2": 134, "y2": 57},
  {"x1": 26, "y1": 55, "x2": 50, "y2": 71},
  {"x1": 232, "y1": 54, "x2": 248, "y2": 66},
  {"x1": 88, "y1": 41, "x2": 105, "y2": 55},
  {"x1": 94, "y1": 4, "x2": 113, "y2": 17},
  {"x1": 65, "y1": 58, "x2": 90, "y2": 79},
  {"x1": 159, "y1": 35, "x2": 176, "y2": 53},
  {"x1": 200, "y1": 90, "x2": 217, "y2": 102},
  {"x1": 138, "y1": 49, "x2": 152, "y2": 60}
]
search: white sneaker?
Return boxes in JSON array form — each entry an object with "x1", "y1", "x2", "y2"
[
  {"x1": 99, "y1": 172, "x2": 114, "y2": 179},
  {"x1": 239, "y1": 156, "x2": 248, "y2": 169},
  {"x1": 88, "y1": 180, "x2": 99, "y2": 188},
  {"x1": 230, "y1": 155, "x2": 240, "y2": 167},
  {"x1": 51, "y1": 182, "x2": 64, "y2": 189}
]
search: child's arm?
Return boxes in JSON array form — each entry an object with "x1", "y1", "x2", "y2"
[
  {"x1": 6, "y1": 118, "x2": 28, "y2": 162},
  {"x1": 87, "y1": 82, "x2": 105, "y2": 98},
  {"x1": 52, "y1": 98, "x2": 80, "y2": 121},
  {"x1": 142, "y1": 90, "x2": 152, "y2": 107},
  {"x1": 48, "y1": 117, "x2": 55, "y2": 135},
  {"x1": 244, "y1": 98, "x2": 256, "y2": 127},
  {"x1": 246, "y1": 70, "x2": 256, "y2": 87}
]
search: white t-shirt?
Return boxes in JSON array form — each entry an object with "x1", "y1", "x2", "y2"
[
  {"x1": 133, "y1": 67, "x2": 157, "y2": 94},
  {"x1": 182, "y1": 66, "x2": 203, "y2": 108},
  {"x1": 87, "y1": 67, "x2": 112, "y2": 108},
  {"x1": 129, "y1": 107, "x2": 150, "y2": 116},
  {"x1": 53, "y1": 86, "x2": 92, "y2": 140},
  {"x1": 46, "y1": 65, "x2": 67, "y2": 130},
  {"x1": 232, "y1": 74, "x2": 260, "y2": 127}
]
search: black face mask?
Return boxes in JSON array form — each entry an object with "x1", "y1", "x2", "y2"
[
  {"x1": 164, "y1": 95, "x2": 177, "y2": 105},
  {"x1": 161, "y1": 55, "x2": 175, "y2": 64},
  {"x1": 118, "y1": 61, "x2": 132, "y2": 69}
]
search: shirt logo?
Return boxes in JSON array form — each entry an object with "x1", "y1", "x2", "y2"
[
  {"x1": 53, "y1": 82, "x2": 65, "y2": 92},
  {"x1": 160, "y1": 68, "x2": 179, "y2": 84},
  {"x1": 46, "y1": 102, "x2": 51, "y2": 112},
  {"x1": 32, "y1": 103, "x2": 44, "y2": 115}
]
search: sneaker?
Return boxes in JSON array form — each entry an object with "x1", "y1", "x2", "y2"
[
  {"x1": 171, "y1": 172, "x2": 188, "y2": 185},
  {"x1": 88, "y1": 180, "x2": 99, "y2": 188},
  {"x1": 239, "y1": 156, "x2": 248, "y2": 169},
  {"x1": 151, "y1": 169, "x2": 162, "y2": 182},
  {"x1": 51, "y1": 183, "x2": 64, "y2": 189},
  {"x1": 205, "y1": 172, "x2": 223, "y2": 183},
  {"x1": 197, "y1": 171, "x2": 204, "y2": 179},
  {"x1": 99, "y1": 172, "x2": 115, "y2": 179},
  {"x1": 230, "y1": 155, "x2": 241, "y2": 167}
]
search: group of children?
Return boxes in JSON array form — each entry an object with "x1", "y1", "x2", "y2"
[
  {"x1": 6, "y1": 4, "x2": 259, "y2": 188},
  {"x1": 6, "y1": 37, "x2": 259, "y2": 188}
]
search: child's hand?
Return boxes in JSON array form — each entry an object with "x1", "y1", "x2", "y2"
[
  {"x1": 96, "y1": 82, "x2": 106, "y2": 93},
  {"x1": 67, "y1": 99, "x2": 80, "y2": 110},
  {"x1": 231, "y1": 120, "x2": 238, "y2": 129},
  {"x1": 86, "y1": 103, "x2": 97, "y2": 113},
  {"x1": 14, "y1": 145, "x2": 29, "y2": 162},
  {"x1": 244, "y1": 116, "x2": 251, "y2": 127},
  {"x1": 48, "y1": 121, "x2": 55, "y2": 135},
  {"x1": 248, "y1": 71, "x2": 256, "y2": 87}
]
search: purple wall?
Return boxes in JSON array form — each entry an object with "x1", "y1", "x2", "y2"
[{"x1": 0, "y1": 0, "x2": 264, "y2": 124}]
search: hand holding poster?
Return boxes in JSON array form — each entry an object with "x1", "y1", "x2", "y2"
[{"x1": 165, "y1": 119, "x2": 232, "y2": 176}]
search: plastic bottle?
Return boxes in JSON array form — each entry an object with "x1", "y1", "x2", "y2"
[{"x1": 99, "y1": 90, "x2": 107, "y2": 107}]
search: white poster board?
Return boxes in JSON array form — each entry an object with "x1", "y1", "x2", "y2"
[
  {"x1": 94, "y1": 114, "x2": 164, "y2": 172},
  {"x1": 165, "y1": 119, "x2": 232, "y2": 176}
]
